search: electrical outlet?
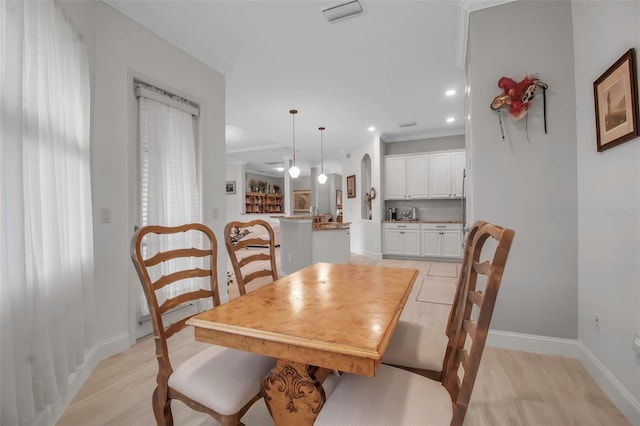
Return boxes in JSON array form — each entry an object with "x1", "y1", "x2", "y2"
[{"x1": 594, "y1": 313, "x2": 600, "y2": 332}]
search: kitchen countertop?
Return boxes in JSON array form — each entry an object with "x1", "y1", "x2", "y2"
[
  {"x1": 383, "y1": 220, "x2": 462, "y2": 224},
  {"x1": 312, "y1": 222, "x2": 351, "y2": 231}
]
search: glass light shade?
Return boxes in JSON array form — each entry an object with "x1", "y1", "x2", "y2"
[
  {"x1": 317, "y1": 173, "x2": 328, "y2": 184},
  {"x1": 289, "y1": 165, "x2": 300, "y2": 178}
]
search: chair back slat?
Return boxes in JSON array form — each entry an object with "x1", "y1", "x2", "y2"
[
  {"x1": 130, "y1": 223, "x2": 219, "y2": 378},
  {"x1": 472, "y1": 260, "x2": 491, "y2": 275},
  {"x1": 467, "y1": 290, "x2": 483, "y2": 306},
  {"x1": 153, "y1": 268, "x2": 212, "y2": 291},
  {"x1": 225, "y1": 220, "x2": 278, "y2": 296},
  {"x1": 441, "y1": 221, "x2": 515, "y2": 425},
  {"x1": 238, "y1": 252, "x2": 271, "y2": 268},
  {"x1": 243, "y1": 269, "x2": 276, "y2": 284},
  {"x1": 158, "y1": 289, "x2": 212, "y2": 315},
  {"x1": 234, "y1": 237, "x2": 273, "y2": 250},
  {"x1": 164, "y1": 315, "x2": 192, "y2": 340},
  {"x1": 463, "y1": 319, "x2": 477, "y2": 340},
  {"x1": 145, "y1": 247, "x2": 211, "y2": 267}
]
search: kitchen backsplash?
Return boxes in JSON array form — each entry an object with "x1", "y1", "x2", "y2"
[{"x1": 385, "y1": 199, "x2": 463, "y2": 221}]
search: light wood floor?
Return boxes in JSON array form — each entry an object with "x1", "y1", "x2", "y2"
[{"x1": 58, "y1": 254, "x2": 630, "y2": 426}]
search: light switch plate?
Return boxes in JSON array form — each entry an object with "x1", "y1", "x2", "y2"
[{"x1": 100, "y1": 208, "x2": 111, "y2": 223}]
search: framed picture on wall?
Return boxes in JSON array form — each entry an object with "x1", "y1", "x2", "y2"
[
  {"x1": 593, "y1": 48, "x2": 639, "y2": 152},
  {"x1": 346, "y1": 175, "x2": 356, "y2": 198},
  {"x1": 226, "y1": 181, "x2": 236, "y2": 194},
  {"x1": 336, "y1": 189, "x2": 342, "y2": 206},
  {"x1": 293, "y1": 190, "x2": 311, "y2": 213}
]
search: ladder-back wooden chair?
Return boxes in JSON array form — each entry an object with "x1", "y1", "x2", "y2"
[
  {"x1": 382, "y1": 220, "x2": 487, "y2": 381},
  {"x1": 131, "y1": 223, "x2": 275, "y2": 426},
  {"x1": 315, "y1": 221, "x2": 515, "y2": 426},
  {"x1": 224, "y1": 220, "x2": 278, "y2": 296}
]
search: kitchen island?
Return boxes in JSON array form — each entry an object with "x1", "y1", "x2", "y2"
[{"x1": 278, "y1": 216, "x2": 351, "y2": 275}]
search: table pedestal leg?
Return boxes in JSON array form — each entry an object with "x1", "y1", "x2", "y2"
[{"x1": 262, "y1": 359, "x2": 326, "y2": 426}]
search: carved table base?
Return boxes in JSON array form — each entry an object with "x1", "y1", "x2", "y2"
[{"x1": 262, "y1": 359, "x2": 326, "y2": 426}]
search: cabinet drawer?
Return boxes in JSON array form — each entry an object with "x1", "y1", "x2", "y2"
[
  {"x1": 421, "y1": 223, "x2": 462, "y2": 231},
  {"x1": 384, "y1": 223, "x2": 421, "y2": 231}
]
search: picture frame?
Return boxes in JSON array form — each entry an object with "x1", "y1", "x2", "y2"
[
  {"x1": 293, "y1": 190, "x2": 311, "y2": 213},
  {"x1": 346, "y1": 175, "x2": 356, "y2": 199},
  {"x1": 336, "y1": 189, "x2": 343, "y2": 206},
  {"x1": 225, "y1": 181, "x2": 236, "y2": 194},
  {"x1": 593, "y1": 48, "x2": 639, "y2": 152}
]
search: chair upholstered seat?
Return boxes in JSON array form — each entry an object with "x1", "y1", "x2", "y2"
[
  {"x1": 382, "y1": 320, "x2": 448, "y2": 371},
  {"x1": 168, "y1": 346, "x2": 275, "y2": 416},
  {"x1": 315, "y1": 365, "x2": 452, "y2": 426}
]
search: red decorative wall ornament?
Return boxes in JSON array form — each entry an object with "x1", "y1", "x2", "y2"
[{"x1": 490, "y1": 75, "x2": 549, "y2": 140}]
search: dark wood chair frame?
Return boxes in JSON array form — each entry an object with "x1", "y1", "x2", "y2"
[
  {"x1": 224, "y1": 219, "x2": 279, "y2": 296},
  {"x1": 384, "y1": 220, "x2": 487, "y2": 381},
  {"x1": 131, "y1": 223, "x2": 263, "y2": 426}
]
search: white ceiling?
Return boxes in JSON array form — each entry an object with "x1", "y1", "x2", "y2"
[{"x1": 105, "y1": 0, "x2": 466, "y2": 177}]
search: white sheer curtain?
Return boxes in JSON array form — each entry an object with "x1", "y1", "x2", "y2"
[
  {"x1": 0, "y1": 1, "x2": 95, "y2": 425},
  {"x1": 138, "y1": 96, "x2": 201, "y2": 314}
]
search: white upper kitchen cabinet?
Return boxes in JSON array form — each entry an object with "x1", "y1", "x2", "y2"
[
  {"x1": 384, "y1": 156, "x2": 406, "y2": 199},
  {"x1": 452, "y1": 151, "x2": 466, "y2": 197},
  {"x1": 428, "y1": 152, "x2": 452, "y2": 198},
  {"x1": 428, "y1": 150, "x2": 466, "y2": 199},
  {"x1": 384, "y1": 154, "x2": 428, "y2": 199}
]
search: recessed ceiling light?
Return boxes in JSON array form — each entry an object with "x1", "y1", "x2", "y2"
[
  {"x1": 446, "y1": 117, "x2": 455, "y2": 123},
  {"x1": 274, "y1": 167, "x2": 284, "y2": 172},
  {"x1": 445, "y1": 89, "x2": 456, "y2": 96},
  {"x1": 368, "y1": 126, "x2": 375, "y2": 132}
]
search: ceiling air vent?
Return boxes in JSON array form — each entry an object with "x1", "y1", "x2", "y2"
[
  {"x1": 398, "y1": 122, "x2": 417, "y2": 128},
  {"x1": 322, "y1": 0, "x2": 363, "y2": 23}
]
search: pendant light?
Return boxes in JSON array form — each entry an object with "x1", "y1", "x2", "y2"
[
  {"x1": 317, "y1": 126, "x2": 327, "y2": 184},
  {"x1": 288, "y1": 109, "x2": 300, "y2": 178}
]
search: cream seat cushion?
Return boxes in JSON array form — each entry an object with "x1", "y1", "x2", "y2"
[
  {"x1": 382, "y1": 320, "x2": 448, "y2": 371},
  {"x1": 168, "y1": 345, "x2": 275, "y2": 415},
  {"x1": 315, "y1": 364, "x2": 452, "y2": 425}
]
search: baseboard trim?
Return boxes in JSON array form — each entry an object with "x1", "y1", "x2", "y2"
[
  {"x1": 487, "y1": 329, "x2": 579, "y2": 357},
  {"x1": 352, "y1": 249, "x2": 382, "y2": 259},
  {"x1": 577, "y1": 342, "x2": 640, "y2": 425},
  {"x1": 55, "y1": 333, "x2": 130, "y2": 424},
  {"x1": 487, "y1": 330, "x2": 639, "y2": 424}
]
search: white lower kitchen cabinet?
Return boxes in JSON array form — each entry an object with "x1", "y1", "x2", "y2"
[
  {"x1": 421, "y1": 223, "x2": 462, "y2": 258},
  {"x1": 383, "y1": 223, "x2": 421, "y2": 256}
]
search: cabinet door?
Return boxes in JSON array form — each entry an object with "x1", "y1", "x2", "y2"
[
  {"x1": 402, "y1": 230, "x2": 421, "y2": 256},
  {"x1": 384, "y1": 230, "x2": 403, "y2": 255},
  {"x1": 441, "y1": 231, "x2": 462, "y2": 258},
  {"x1": 451, "y1": 151, "x2": 466, "y2": 198},
  {"x1": 405, "y1": 155, "x2": 428, "y2": 198},
  {"x1": 421, "y1": 230, "x2": 441, "y2": 257},
  {"x1": 429, "y1": 153, "x2": 452, "y2": 198},
  {"x1": 384, "y1": 157, "x2": 406, "y2": 199}
]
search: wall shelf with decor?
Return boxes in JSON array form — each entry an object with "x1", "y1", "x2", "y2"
[{"x1": 245, "y1": 192, "x2": 283, "y2": 214}]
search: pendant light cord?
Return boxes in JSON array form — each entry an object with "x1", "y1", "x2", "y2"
[
  {"x1": 290, "y1": 109, "x2": 297, "y2": 165},
  {"x1": 319, "y1": 127, "x2": 325, "y2": 174}
]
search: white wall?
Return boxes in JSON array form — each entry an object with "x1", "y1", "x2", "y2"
[
  {"x1": 59, "y1": 1, "x2": 227, "y2": 352},
  {"x1": 342, "y1": 135, "x2": 383, "y2": 258},
  {"x1": 572, "y1": 1, "x2": 640, "y2": 420},
  {"x1": 467, "y1": 1, "x2": 579, "y2": 338}
]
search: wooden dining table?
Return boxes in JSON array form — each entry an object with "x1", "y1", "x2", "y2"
[{"x1": 187, "y1": 262, "x2": 419, "y2": 425}]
